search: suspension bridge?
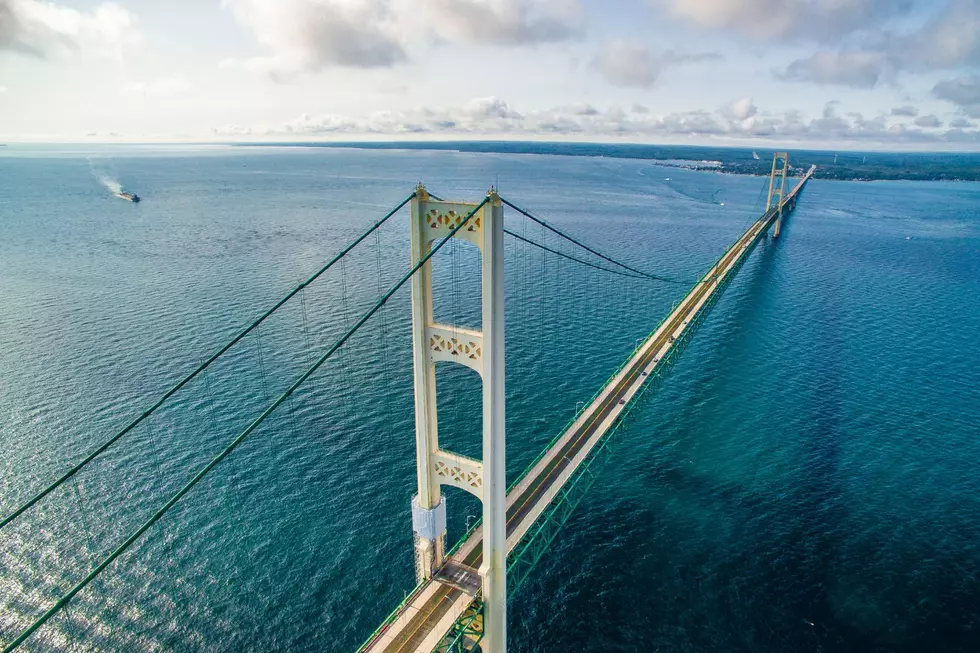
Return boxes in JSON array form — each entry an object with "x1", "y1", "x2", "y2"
[{"x1": 0, "y1": 154, "x2": 813, "y2": 653}]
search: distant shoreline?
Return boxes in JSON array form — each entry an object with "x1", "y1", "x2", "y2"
[{"x1": 236, "y1": 140, "x2": 980, "y2": 183}]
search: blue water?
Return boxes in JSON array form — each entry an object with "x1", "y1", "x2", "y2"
[{"x1": 1, "y1": 145, "x2": 979, "y2": 652}]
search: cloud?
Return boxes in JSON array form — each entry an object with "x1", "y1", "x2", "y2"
[
  {"x1": 804, "y1": 100, "x2": 853, "y2": 136},
  {"x1": 458, "y1": 96, "x2": 524, "y2": 130},
  {"x1": 264, "y1": 96, "x2": 525, "y2": 135},
  {"x1": 422, "y1": 0, "x2": 582, "y2": 45},
  {"x1": 890, "y1": 105, "x2": 918, "y2": 117},
  {"x1": 0, "y1": 85, "x2": 7, "y2": 92},
  {"x1": 84, "y1": 129, "x2": 121, "y2": 138},
  {"x1": 590, "y1": 40, "x2": 721, "y2": 88},
  {"x1": 212, "y1": 96, "x2": 979, "y2": 147},
  {"x1": 654, "y1": 0, "x2": 909, "y2": 44},
  {"x1": 224, "y1": 0, "x2": 583, "y2": 77},
  {"x1": 126, "y1": 76, "x2": 193, "y2": 96},
  {"x1": 913, "y1": 114, "x2": 941, "y2": 128},
  {"x1": 660, "y1": 110, "x2": 725, "y2": 135},
  {"x1": 897, "y1": 0, "x2": 980, "y2": 70},
  {"x1": 776, "y1": 50, "x2": 888, "y2": 88},
  {"x1": 724, "y1": 97, "x2": 757, "y2": 121},
  {"x1": 0, "y1": 0, "x2": 139, "y2": 60},
  {"x1": 654, "y1": 1, "x2": 975, "y2": 90},
  {"x1": 590, "y1": 41, "x2": 662, "y2": 88},
  {"x1": 559, "y1": 102, "x2": 599, "y2": 116},
  {"x1": 224, "y1": 0, "x2": 407, "y2": 76},
  {"x1": 933, "y1": 75, "x2": 980, "y2": 118}
]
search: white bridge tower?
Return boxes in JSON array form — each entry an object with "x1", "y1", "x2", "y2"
[
  {"x1": 766, "y1": 151, "x2": 789, "y2": 238},
  {"x1": 408, "y1": 185, "x2": 508, "y2": 652}
]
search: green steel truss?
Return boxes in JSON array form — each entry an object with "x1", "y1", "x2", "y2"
[{"x1": 432, "y1": 601, "x2": 485, "y2": 653}]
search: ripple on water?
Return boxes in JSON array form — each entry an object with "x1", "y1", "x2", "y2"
[{"x1": 1, "y1": 150, "x2": 979, "y2": 651}]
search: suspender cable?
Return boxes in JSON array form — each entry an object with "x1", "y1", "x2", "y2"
[
  {"x1": 499, "y1": 196, "x2": 686, "y2": 284},
  {"x1": 0, "y1": 192, "x2": 416, "y2": 533},
  {"x1": 0, "y1": 196, "x2": 488, "y2": 653}
]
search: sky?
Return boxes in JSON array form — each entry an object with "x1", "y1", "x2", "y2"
[{"x1": 1, "y1": 0, "x2": 979, "y2": 149}]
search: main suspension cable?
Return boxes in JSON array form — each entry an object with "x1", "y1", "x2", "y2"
[
  {"x1": 0, "y1": 196, "x2": 489, "y2": 653},
  {"x1": 503, "y1": 228, "x2": 650, "y2": 280},
  {"x1": 499, "y1": 195, "x2": 686, "y2": 284},
  {"x1": 431, "y1": 191, "x2": 683, "y2": 284},
  {"x1": 0, "y1": 192, "x2": 416, "y2": 533}
]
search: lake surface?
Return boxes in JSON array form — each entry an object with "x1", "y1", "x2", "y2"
[{"x1": 1, "y1": 144, "x2": 978, "y2": 652}]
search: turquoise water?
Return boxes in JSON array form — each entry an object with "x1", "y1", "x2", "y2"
[{"x1": 1, "y1": 145, "x2": 979, "y2": 652}]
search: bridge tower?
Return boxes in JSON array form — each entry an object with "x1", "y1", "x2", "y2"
[
  {"x1": 766, "y1": 151, "x2": 789, "y2": 238},
  {"x1": 408, "y1": 185, "x2": 508, "y2": 652}
]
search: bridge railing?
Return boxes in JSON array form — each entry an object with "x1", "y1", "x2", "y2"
[
  {"x1": 505, "y1": 311, "x2": 664, "y2": 496},
  {"x1": 355, "y1": 580, "x2": 430, "y2": 653}
]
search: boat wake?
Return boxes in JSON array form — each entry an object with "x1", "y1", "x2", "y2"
[
  {"x1": 101, "y1": 176, "x2": 122, "y2": 195},
  {"x1": 88, "y1": 157, "x2": 124, "y2": 194},
  {"x1": 88, "y1": 157, "x2": 139, "y2": 202}
]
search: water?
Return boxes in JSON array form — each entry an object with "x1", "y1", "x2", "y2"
[{"x1": 1, "y1": 145, "x2": 979, "y2": 652}]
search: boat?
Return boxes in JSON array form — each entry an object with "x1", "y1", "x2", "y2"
[{"x1": 116, "y1": 192, "x2": 140, "y2": 203}]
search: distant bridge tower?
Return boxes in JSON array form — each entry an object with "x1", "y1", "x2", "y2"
[
  {"x1": 408, "y1": 185, "x2": 508, "y2": 652},
  {"x1": 766, "y1": 152, "x2": 789, "y2": 238}
]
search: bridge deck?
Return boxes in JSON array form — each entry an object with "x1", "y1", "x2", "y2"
[{"x1": 361, "y1": 167, "x2": 815, "y2": 653}]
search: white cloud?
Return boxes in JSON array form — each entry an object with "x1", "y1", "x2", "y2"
[
  {"x1": 0, "y1": 0, "x2": 139, "y2": 61},
  {"x1": 933, "y1": 75, "x2": 980, "y2": 118},
  {"x1": 890, "y1": 105, "x2": 918, "y2": 117},
  {"x1": 949, "y1": 117, "x2": 973, "y2": 129},
  {"x1": 590, "y1": 40, "x2": 721, "y2": 88},
  {"x1": 262, "y1": 96, "x2": 525, "y2": 135},
  {"x1": 422, "y1": 0, "x2": 582, "y2": 45},
  {"x1": 559, "y1": 102, "x2": 599, "y2": 116},
  {"x1": 724, "y1": 97, "x2": 758, "y2": 121},
  {"x1": 223, "y1": 0, "x2": 583, "y2": 78},
  {"x1": 211, "y1": 96, "x2": 979, "y2": 147},
  {"x1": 590, "y1": 41, "x2": 662, "y2": 87},
  {"x1": 653, "y1": 1, "x2": 976, "y2": 91},
  {"x1": 83, "y1": 129, "x2": 121, "y2": 138},
  {"x1": 654, "y1": 0, "x2": 908, "y2": 44},
  {"x1": 0, "y1": 85, "x2": 8, "y2": 93},
  {"x1": 452, "y1": 96, "x2": 525, "y2": 131},
  {"x1": 898, "y1": 0, "x2": 980, "y2": 70},
  {"x1": 126, "y1": 76, "x2": 193, "y2": 96},
  {"x1": 777, "y1": 50, "x2": 889, "y2": 88},
  {"x1": 913, "y1": 114, "x2": 941, "y2": 128},
  {"x1": 223, "y1": 0, "x2": 407, "y2": 76},
  {"x1": 660, "y1": 110, "x2": 726, "y2": 135}
]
